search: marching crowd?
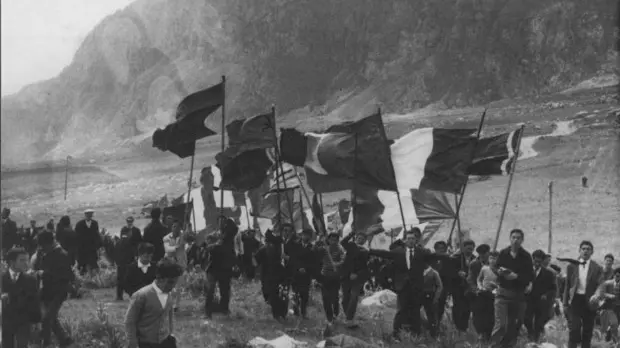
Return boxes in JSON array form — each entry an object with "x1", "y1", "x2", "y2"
[{"x1": 2, "y1": 206, "x2": 619, "y2": 348}]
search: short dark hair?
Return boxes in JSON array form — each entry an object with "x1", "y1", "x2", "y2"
[
  {"x1": 613, "y1": 267, "x2": 620, "y2": 275},
  {"x1": 604, "y1": 253, "x2": 614, "y2": 261},
  {"x1": 6, "y1": 247, "x2": 28, "y2": 263},
  {"x1": 476, "y1": 244, "x2": 490, "y2": 254},
  {"x1": 137, "y1": 242, "x2": 155, "y2": 256},
  {"x1": 463, "y1": 239, "x2": 475, "y2": 248},
  {"x1": 37, "y1": 231, "x2": 55, "y2": 246},
  {"x1": 489, "y1": 251, "x2": 500, "y2": 258},
  {"x1": 532, "y1": 249, "x2": 547, "y2": 259},
  {"x1": 327, "y1": 232, "x2": 339, "y2": 239},
  {"x1": 510, "y1": 229, "x2": 524, "y2": 238},
  {"x1": 579, "y1": 241, "x2": 593, "y2": 250},
  {"x1": 151, "y1": 208, "x2": 161, "y2": 220},
  {"x1": 156, "y1": 259, "x2": 184, "y2": 279},
  {"x1": 406, "y1": 227, "x2": 422, "y2": 238},
  {"x1": 434, "y1": 241, "x2": 447, "y2": 250},
  {"x1": 550, "y1": 264, "x2": 561, "y2": 273}
]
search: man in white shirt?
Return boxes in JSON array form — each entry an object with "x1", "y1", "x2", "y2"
[{"x1": 563, "y1": 241, "x2": 604, "y2": 348}]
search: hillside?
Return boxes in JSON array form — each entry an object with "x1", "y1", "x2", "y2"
[{"x1": 1, "y1": 0, "x2": 617, "y2": 166}]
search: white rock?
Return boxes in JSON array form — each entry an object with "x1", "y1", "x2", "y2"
[
  {"x1": 316, "y1": 341, "x2": 325, "y2": 348},
  {"x1": 360, "y1": 289, "x2": 397, "y2": 308},
  {"x1": 249, "y1": 334, "x2": 307, "y2": 348}
]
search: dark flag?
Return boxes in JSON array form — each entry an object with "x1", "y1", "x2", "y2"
[
  {"x1": 311, "y1": 194, "x2": 327, "y2": 234},
  {"x1": 468, "y1": 127, "x2": 524, "y2": 176},
  {"x1": 280, "y1": 112, "x2": 395, "y2": 192},
  {"x1": 163, "y1": 201, "x2": 194, "y2": 225},
  {"x1": 391, "y1": 128, "x2": 476, "y2": 193},
  {"x1": 216, "y1": 112, "x2": 276, "y2": 192},
  {"x1": 410, "y1": 189, "x2": 456, "y2": 222},
  {"x1": 351, "y1": 185, "x2": 385, "y2": 235},
  {"x1": 152, "y1": 81, "x2": 225, "y2": 158}
]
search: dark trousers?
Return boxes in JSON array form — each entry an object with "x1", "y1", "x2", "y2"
[
  {"x1": 341, "y1": 278, "x2": 364, "y2": 321},
  {"x1": 524, "y1": 298, "x2": 552, "y2": 341},
  {"x1": 241, "y1": 255, "x2": 255, "y2": 279},
  {"x1": 451, "y1": 288, "x2": 471, "y2": 332},
  {"x1": 262, "y1": 279, "x2": 289, "y2": 319},
  {"x1": 490, "y1": 294, "x2": 526, "y2": 348},
  {"x1": 393, "y1": 285, "x2": 423, "y2": 336},
  {"x1": 291, "y1": 274, "x2": 311, "y2": 317},
  {"x1": 321, "y1": 275, "x2": 341, "y2": 322},
  {"x1": 116, "y1": 264, "x2": 128, "y2": 299},
  {"x1": 567, "y1": 294, "x2": 597, "y2": 348},
  {"x1": 41, "y1": 295, "x2": 71, "y2": 346},
  {"x1": 77, "y1": 254, "x2": 99, "y2": 275},
  {"x1": 138, "y1": 335, "x2": 177, "y2": 348},
  {"x1": 204, "y1": 273, "x2": 231, "y2": 317},
  {"x1": 473, "y1": 291, "x2": 496, "y2": 339},
  {"x1": 436, "y1": 288, "x2": 448, "y2": 327},
  {"x1": 421, "y1": 292, "x2": 438, "y2": 338},
  {"x1": 2, "y1": 323, "x2": 30, "y2": 348}
]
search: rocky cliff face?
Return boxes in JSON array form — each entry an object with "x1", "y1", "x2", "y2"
[{"x1": 1, "y1": 0, "x2": 616, "y2": 166}]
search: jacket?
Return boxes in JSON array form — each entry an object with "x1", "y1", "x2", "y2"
[
  {"x1": 563, "y1": 260, "x2": 604, "y2": 307},
  {"x1": 1, "y1": 270, "x2": 41, "y2": 326}
]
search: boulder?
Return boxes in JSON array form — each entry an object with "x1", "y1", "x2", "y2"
[{"x1": 249, "y1": 334, "x2": 307, "y2": 348}]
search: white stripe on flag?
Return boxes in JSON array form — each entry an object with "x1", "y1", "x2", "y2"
[
  {"x1": 304, "y1": 132, "x2": 329, "y2": 175},
  {"x1": 390, "y1": 128, "x2": 434, "y2": 192},
  {"x1": 269, "y1": 163, "x2": 300, "y2": 191}
]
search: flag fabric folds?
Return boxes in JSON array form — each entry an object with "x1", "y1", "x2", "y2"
[
  {"x1": 152, "y1": 82, "x2": 225, "y2": 158},
  {"x1": 351, "y1": 185, "x2": 385, "y2": 235},
  {"x1": 468, "y1": 127, "x2": 524, "y2": 176},
  {"x1": 311, "y1": 194, "x2": 327, "y2": 234},
  {"x1": 266, "y1": 162, "x2": 300, "y2": 194},
  {"x1": 409, "y1": 189, "x2": 456, "y2": 222},
  {"x1": 280, "y1": 113, "x2": 395, "y2": 192},
  {"x1": 216, "y1": 112, "x2": 277, "y2": 192},
  {"x1": 390, "y1": 128, "x2": 476, "y2": 193}
]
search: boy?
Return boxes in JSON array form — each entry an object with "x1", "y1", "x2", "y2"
[
  {"x1": 124, "y1": 243, "x2": 158, "y2": 297},
  {"x1": 2, "y1": 247, "x2": 41, "y2": 348},
  {"x1": 475, "y1": 250, "x2": 500, "y2": 340},
  {"x1": 422, "y1": 263, "x2": 443, "y2": 338},
  {"x1": 125, "y1": 259, "x2": 184, "y2": 348},
  {"x1": 34, "y1": 231, "x2": 74, "y2": 347}
]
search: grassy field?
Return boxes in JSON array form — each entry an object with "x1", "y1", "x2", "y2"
[{"x1": 0, "y1": 85, "x2": 618, "y2": 347}]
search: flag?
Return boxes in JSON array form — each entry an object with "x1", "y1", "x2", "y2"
[
  {"x1": 266, "y1": 162, "x2": 300, "y2": 194},
  {"x1": 468, "y1": 127, "x2": 524, "y2": 176},
  {"x1": 311, "y1": 194, "x2": 327, "y2": 234},
  {"x1": 216, "y1": 112, "x2": 276, "y2": 192},
  {"x1": 351, "y1": 185, "x2": 385, "y2": 235},
  {"x1": 338, "y1": 199, "x2": 351, "y2": 225},
  {"x1": 217, "y1": 149, "x2": 273, "y2": 192},
  {"x1": 254, "y1": 189, "x2": 308, "y2": 231},
  {"x1": 280, "y1": 112, "x2": 395, "y2": 192},
  {"x1": 390, "y1": 128, "x2": 476, "y2": 193},
  {"x1": 162, "y1": 201, "x2": 193, "y2": 225},
  {"x1": 175, "y1": 81, "x2": 225, "y2": 121},
  {"x1": 410, "y1": 189, "x2": 456, "y2": 222},
  {"x1": 152, "y1": 126, "x2": 205, "y2": 158},
  {"x1": 232, "y1": 191, "x2": 246, "y2": 207}
]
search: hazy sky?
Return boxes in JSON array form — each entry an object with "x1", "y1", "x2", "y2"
[{"x1": 1, "y1": 0, "x2": 135, "y2": 96}]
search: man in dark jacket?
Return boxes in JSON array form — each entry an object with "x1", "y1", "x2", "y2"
[
  {"x1": 123, "y1": 243, "x2": 157, "y2": 297},
  {"x1": 119, "y1": 216, "x2": 142, "y2": 252},
  {"x1": 241, "y1": 229, "x2": 260, "y2": 279},
  {"x1": 432, "y1": 241, "x2": 453, "y2": 325},
  {"x1": 142, "y1": 208, "x2": 167, "y2": 263},
  {"x1": 2, "y1": 247, "x2": 41, "y2": 348},
  {"x1": 524, "y1": 249, "x2": 557, "y2": 342},
  {"x1": 254, "y1": 228, "x2": 290, "y2": 321},
  {"x1": 286, "y1": 229, "x2": 317, "y2": 319},
  {"x1": 450, "y1": 239, "x2": 477, "y2": 332},
  {"x1": 114, "y1": 229, "x2": 139, "y2": 301},
  {"x1": 370, "y1": 228, "x2": 432, "y2": 338},
  {"x1": 2, "y1": 207, "x2": 19, "y2": 257},
  {"x1": 469, "y1": 244, "x2": 491, "y2": 336},
  {"x1": 75, "y1": 209, "x2": 102, "y2": 275},
  {"x1": 340, "y1": 231, "x2": 371, "y2": 328},
  {"x1": 34, "y1": 231, "x2": 74, "y2": 347}
]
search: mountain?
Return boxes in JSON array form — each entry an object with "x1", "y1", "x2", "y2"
[{"x1": 1, "y1": 0, "x2": 616, "y2": 166}]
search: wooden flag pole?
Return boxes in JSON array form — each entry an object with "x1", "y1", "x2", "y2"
[
  {"x1": 446, "y1": 108, "x2": 487, "y2": 249},
  {"x1": 548, "y1": 181, "x2": 553, "y2": 254},
  {"x1": 269, "y1": 107, "x2": 283, "y2": 225},
  {"x1": 272, "y1": 106, "x2": 295, "y2": 225},
  {"x1": 493, "y1": 123, "x2": 526, "y2": 251},
  {"x1": 191, "y1": 198, "x2": 197, "y2": 234},
  {"x1": 219, "y1": 75, "x2": 226, "y2": 226},
  {"x1": 184, "y1": 152, "x2": 196, "y2": 232}
]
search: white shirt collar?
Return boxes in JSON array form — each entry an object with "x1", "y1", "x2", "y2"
[
  {"x1": 9, "y1": 269, "x2": 20, "y2": 280},
  {"x1": 137, "y1": 260, "x2": 150, "y2": 269},
  {"x1": 579, "y1": 259, "x2": 591, "y2": 266}
]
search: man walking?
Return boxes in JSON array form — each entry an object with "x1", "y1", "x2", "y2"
[
  {"x1": 491, "y1": 229, "x2": 533, "y2": 348},
  {"x1": 75, "y1": 209, "x2": 102, "y2": 275},
  {"x1": 524, "y1": 249, "x2": 557, "y2": 342},
  {"x1": 563, "y1": 241, "x2": 604, "y2": 348}
]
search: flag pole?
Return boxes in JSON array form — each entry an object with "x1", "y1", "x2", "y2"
[
  {"x1": 191, "y1": 198, "x2": 197, "y2": 234},
  {"x1": 184, "y1": 151, "x2": 196, "y2": 232},
  {"x1": 269, "y1": 107, "x2": 283, "y2": 225},
  {"x1": 272, "y1": 106, "x2": 295, "y2": 225},
  {"x1": 219, "y1": 75, "x2": 226, "y2": 226},
  {"x1": 376, "y1": 107, "x2": 407, "y2": 239},
  {"x1": 548, "y1": 181, "x2": 553, "y2": 254},
  {"x1": 446, "y1": 108, "x2": 487, "y2": 249},
  {"x1": 493, "y1": 123, "x2": 526, "y2": 251}
]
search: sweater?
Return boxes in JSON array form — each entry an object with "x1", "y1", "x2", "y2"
[{"x1": 125, "y1": 283, "x2": 173, "y2": 347}]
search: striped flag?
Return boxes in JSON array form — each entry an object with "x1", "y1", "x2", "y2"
[{"x1": 266, "y1": 162, "x2": 300, "y2": 194}]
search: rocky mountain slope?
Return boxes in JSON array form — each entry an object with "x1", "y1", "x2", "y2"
[{"x1": 1, "y1": 0, "x2": 616, "y2": 166}]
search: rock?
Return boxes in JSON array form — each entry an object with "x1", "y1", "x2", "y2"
[
  {"x1": 248, "y1": 335, "x2": 307, "y2": 348},
  {"x1": 360, "y1": 289, "x2": 397, "y2": 308}
]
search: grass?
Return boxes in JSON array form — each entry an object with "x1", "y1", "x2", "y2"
[{"x1": 52, "y1": 264, "x2": 617, "y2": 348}]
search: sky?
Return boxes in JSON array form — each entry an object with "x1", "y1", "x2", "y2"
[{"x1": 1, "y1": 0, "x2": 135, "y2": 96}]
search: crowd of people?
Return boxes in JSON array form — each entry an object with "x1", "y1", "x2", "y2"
[{"x1": 2, "y1": 206, "x2": 619, "y2": 348}]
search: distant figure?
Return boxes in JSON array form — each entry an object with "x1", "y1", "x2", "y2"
[
  {"x1": 2, "y1": 208, "x2": 19, "y2": 256},
  {"x1": 142, "y1": 208, "x2": 167, "y2": 264},
  {"x1": 55, "y1": 216, "x2": 77, "y2": 268},
  {"x1": 582, "y1": 176, "x2": 588, "y2": 188},
  {"x1": 75, "y1": 209, "x2": 102, "y2": 275}
]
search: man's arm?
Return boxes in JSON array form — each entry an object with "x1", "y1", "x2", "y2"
[
  {"x1": 368, "y1": 249, "x2": 395, "y2": 260},
  {"x1": 125, "y1": 291, "x2": 145, "y2": 348},
  {"x1": 562, "y1": 266, "x2": 572, "y2": 307},
  {"x1": 545, "y1": 270, "x2": 557, "y2": 299},
  {"x1": 467, "y1": 261, "x2": 481, "y2": 291},
  {"x1": 517, "y1": 252, "x2": 534, "y2": 288}
]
